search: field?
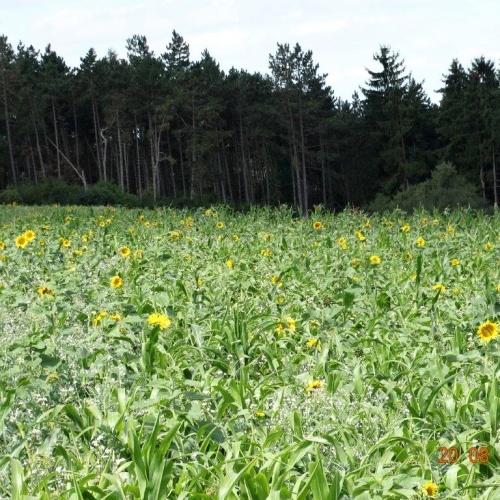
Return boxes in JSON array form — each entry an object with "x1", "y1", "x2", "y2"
[{"x1": 0, "y1": 204, "x2": 500, "y2": 499}]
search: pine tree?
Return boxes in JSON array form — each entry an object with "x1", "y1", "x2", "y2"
[{"x1": 269, "y1": 42, "x2": 332, "y2": 215}]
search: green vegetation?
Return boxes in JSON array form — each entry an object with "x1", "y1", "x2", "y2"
[
  {"x1": 369, "y1": 163, "x2": 488, "y2": 213},
  {"x1": 1, "y1": 205, "x2": 500, "y2": 498}
]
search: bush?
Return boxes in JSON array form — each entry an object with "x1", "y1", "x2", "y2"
[
  {"x1": 82, "y1": 181, "x2": 139, "y2": 207},
  {"x1": 0, "y1": 187, "x2": 21, "y2": 204},
  {"x1": 368, "y1": 162, "x2": 488, "y2": 213}
]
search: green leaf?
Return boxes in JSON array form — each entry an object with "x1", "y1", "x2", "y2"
[
  {"x1": 309, "y1": 458, "x2": 329, "y2": 500},
  {"x1": 11, "y1": 458, "x2": 25, "y2": 500},
  {"x1": 343, "y1": 292, "x2": 355, "y2": 308}
]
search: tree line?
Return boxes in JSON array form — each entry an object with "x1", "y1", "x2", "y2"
[{"x1": 0, "y1": 31, "x2": 499, "y2": 212}]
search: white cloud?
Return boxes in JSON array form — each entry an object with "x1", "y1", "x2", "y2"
[{"x1": 293, "y1": 20, "x2": 346, "y2": 36}]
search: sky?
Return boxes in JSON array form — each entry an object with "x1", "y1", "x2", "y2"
[{"x1": 2, "y1": 0, "x2": 500, "y2": 103}]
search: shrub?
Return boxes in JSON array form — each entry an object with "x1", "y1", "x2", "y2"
[{"x1": 368, "y1": 162, "x2": 487, "y2": 213}]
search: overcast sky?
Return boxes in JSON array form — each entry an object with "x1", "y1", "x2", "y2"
[{"x1": 2, "y1": 0, "x2": 499, "y2": 103}]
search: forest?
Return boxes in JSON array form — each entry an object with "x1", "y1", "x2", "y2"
[{"x1": 0, "y1": 31, "x2": 499, "y2": 212}]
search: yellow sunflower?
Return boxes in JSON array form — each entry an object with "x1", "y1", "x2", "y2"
[
  {"x1": 306, "y1": 338, "x2": 322, "y2": 351},
  {"x1": 477, "y1": 321, "x2": 498, "y2": 343},
  {"x1": 110, "y1": 275, "x2": 123, "y2": 288},
  {"x1": 422, "y1": 481, "x2": 438, "y2": 498},
  {"x1": 24, "y1": 230, "x2": 35, "y2": 241},
  {"x1": 38, "y1": 286, "x2": 55, "y2": 298},
  {"x1": 119, "y1": 246, "x2": 131, "y2": 257},
  {"x1": 15, "y1": 234, "x2": 28, "y2": 248},
  {"x1": 306, "y1": 380, "x2": 324, "y2": 393},
  {"x1": 147, "y1": 313, "x2": 171, "y2": 330}
]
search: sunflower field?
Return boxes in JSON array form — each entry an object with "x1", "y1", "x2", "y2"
[{"x1": 1, "y1": 204, "x2": 500, "y2": 499}]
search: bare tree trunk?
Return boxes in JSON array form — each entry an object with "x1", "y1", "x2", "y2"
[
  {"x1": 48, "y1": 138, "x2": 87, "y2": 189},
  {"x1": 100, "y1": 128, "x2": 108, "y2": 182},
  {"x1": 167, "y1": 133, "x2": 176, "y2": 198},
  {"x1": 263, "y1": 143, "x2": 270, "y2": 205},
  {"x1": 223, "y1": 147, "x2": 233, "y2": 204},
  {"x1": 134, "y1": 115, "x2": 142, "y2": 198},
  {"x1": 1, "y1": 67, "x2": 16, "y2": 184},
  {"x1": 92, "y1": 95, "x2": 102, "y2": 180},
  {"x1": 33, "y1": 115, "x2": 46, "y2": 179},
  {"x1": 288, "y1": 132, "x2": 297, "y2": 208},
  {"x1": 52, "y1": 99, "x2": 61, "y2": 179},
  {"x1": 123, "y1": 142, "x2": 129, "y2": 193},
  {"x1": 117, "y1": 121, "x2": 124, "y2": 191},
  {"x1": 320, "y1": 132, "x2": 327, "y2": 207},
  {"x1": 177, "y1": 132, "x2": 186, "y2": 197},
  {"x1": 31, "y1": 147, "x2": 38, "y2": 183},
  {"x1": 239, "y1": 118, "x2": 250, "y2": 203},
  {"x1": 148, "y1": 113, "x2": 162, "y2": 204},
  {"x1": 72, "y1": 92, "x2": 81, "y2": 174},
  {"x1": 217, "y1": 150, "x2": 226, "y2": 204},
  {"x1": 288, "y1": 107, "x2": 302, "y2": 211},
  {"x1": 480, "y1": 163, "x2": 486, "y2": 201},
  {"x1": 493, "y1": 147, "x2": 498, "y2": 208},
  {"x1": 298, "y1": 108, "x2": 308, "y2": 216},
  {"x1": 190, "y1": 95, "x2": 196, "y2": 200}
]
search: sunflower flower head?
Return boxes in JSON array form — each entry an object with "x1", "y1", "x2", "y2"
[
  {"x1": 306, "y1": 380, "x2": 324, "y2": 393},
  {"x1": 24, "y1": 230, "x2": 35, "y2": 241},
  {"x1": 355, "y1": 230, "x2": 366, "y2": 241},
  {"x1": 477, "y1": 321, "x2": 498, "y2": 343},
  {"x1": 93, "y1": 311, "x2": 108, "y2": 326},
  {"x1": 15, "y1": 234, "x2": 28, "y2": 248},
  {"x1": 147, "y1": 312, "x2": 171, "y2": 330},
  {"x1": 38, "y1": 285, "x2": 55, "y2": 298},
  {"x1": 422, "y1": 481, "x2": 438, "y2": 498},
  {"x1": 169, "y1": 230, "x2": 181, "y2": 242},
  {"x1": 110, "y1": 275, "x2": 123, "y2": 288},
  {"x1": 119, "y1": 246, "x2": 131, "y2": 258},
  {"x1": 337, "y1": 237, "x2": 348, "y2": 250},
  {"x1": 313, "y1": 221, "x2": 323, "y2": 230},
  {"x1": 306, "y1": 338, "x2": 322, "y2": 351}
]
